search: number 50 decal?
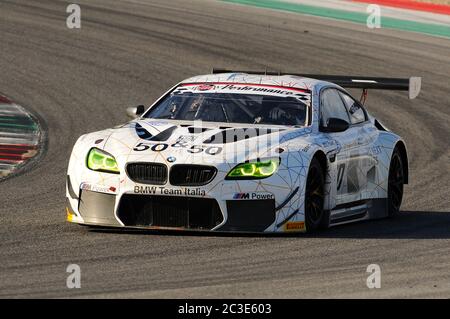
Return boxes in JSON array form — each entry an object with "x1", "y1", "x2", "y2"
[
  {"x1": 187, "y1": 145, "x2": 222, "y2": 155},
  {"x1": 133, "y1": 142, "x2": 169, "y2": 152},
  {"x1": 133, "y1": 142, "x2": 222, "y2": 155}
]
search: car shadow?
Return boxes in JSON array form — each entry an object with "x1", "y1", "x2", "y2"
[
  {"x1": 311, "y1": 210, "x2": 450, "y2": 239},
  {"x1": 88, "y1": 211, "x2": 450, "y2": 239}
]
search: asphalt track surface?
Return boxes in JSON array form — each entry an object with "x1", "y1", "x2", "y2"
[{"x1": 0, "y1": 0, "x2": 449, "y2": 298}]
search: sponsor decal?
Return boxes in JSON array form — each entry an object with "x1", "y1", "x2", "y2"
[
  {"x1": 171, "y1": 135, "x2": 198, "y2": 148},
  {"x1": 284, "y1": 221, "x2": 305, "y2": 231},
  {"x1": 349, "y1": 103, "x2": 361, "y2": 115},
  {"x1": 181, "y1": 82, "x2": 310, "y2": 95},
  {"x1": 301, "y1": 144, "x2": 311, "y2": 152},
  {"x1": 233, "y1": 192, "x2": 275, "y2": 200},
  {"x1": 134, "y1": 186, "x2": 206, "y2": 197},
  {"x1": 220, "y1": 84, "x2": 298, "y2": 96},
  {"x1": 133, "y1": 141, "x2": 222, "y2": 155},
  {"x1": 177, "y1": 83, "x2": 311, "y2": 106},
  {"x1": 175, "y1": 135, "x2": 197, "y2": 144},
  {"x1": 197, "y1": 84, "x2": 215, "y2": 91},
  {"x1": 80, "y1": 183, "x2": 117, "y2": 194}
]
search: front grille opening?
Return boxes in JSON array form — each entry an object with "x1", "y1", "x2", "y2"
[
  {"x1": 117, "y1": 195, "x2": 223, "y2": 230},
  {"x1": 170, "y1": 165, "x2": 217, "y2": 186},
  {"x1": 126, "y1": 163, "x2": 167, "y2": 185}
]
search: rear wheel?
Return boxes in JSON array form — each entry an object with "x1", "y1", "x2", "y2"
[
  {"x1": 388, "y1": 148, "x2": 404, "y2": 216},
  {"x1": 304, "y1": 158, "x2": 326, "y2": 232}
]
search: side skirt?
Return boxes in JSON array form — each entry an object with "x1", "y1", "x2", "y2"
[{"x1": 328, "y1": 198, "x2": 388, "y2": 227}]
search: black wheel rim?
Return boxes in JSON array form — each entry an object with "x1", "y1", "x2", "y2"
[
  {"x1": 388, "y1": 154, "x2": 404, "y2": 212},
  {"x1": 305, "y1": 165, "x2": 324, "y2": 224}
]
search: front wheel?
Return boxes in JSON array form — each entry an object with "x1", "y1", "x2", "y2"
[
  {"x1": 387, "y1": 148, "x2": 404, "y2": 216},
  {"x1": 304, "y1": 158, "x2": 326, "y2": 232}
]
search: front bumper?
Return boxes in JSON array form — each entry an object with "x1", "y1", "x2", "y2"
[
  {"x1": 67, "y1": 188, "x2": 278, "y2": 232},
  {"x1": 66, "y1": 174, "x2": 306, "y2": 233}
]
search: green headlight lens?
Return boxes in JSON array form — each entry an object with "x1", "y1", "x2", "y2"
[
  {"x1": 226, "y1": 159, "x2": 279, "y2": 179},
  {"x1": 87, "y1": 148, "x2": 119, "y2": 173}
]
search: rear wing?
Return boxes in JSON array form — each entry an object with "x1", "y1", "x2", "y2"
[{"x1": 211, "y1": 68, "x2": 421, "y2": 100}]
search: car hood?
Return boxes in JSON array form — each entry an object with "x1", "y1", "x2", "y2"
[{"x1": 100, "y1": 118, "x2": 312, "y2": 165}]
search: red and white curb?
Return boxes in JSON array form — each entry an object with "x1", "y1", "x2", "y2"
[
  {"x1": 351, "y1": 0, "x2": 450, "y2": 16},
  {"x1": 0, "y1": 94, "x2": 42, "y2": 179}
]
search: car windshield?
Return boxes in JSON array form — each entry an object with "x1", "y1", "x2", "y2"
[{"x1": 144, "y1": 84, "x2": 310, "y2": 126}]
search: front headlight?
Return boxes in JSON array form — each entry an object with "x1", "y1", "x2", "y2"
[
  {"x1": 86, "y1": 148, "x2": 119, "y2": 174},
  {"x1": 225, "y1": 159, "x2": 279, "y2": 180}
]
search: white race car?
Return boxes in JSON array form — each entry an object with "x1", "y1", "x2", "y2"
[{"x1": 66, "y1": 70, "x2": 421, "y2": 233}]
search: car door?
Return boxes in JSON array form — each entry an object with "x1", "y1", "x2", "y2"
[
  {"x1": 338, "y1": 91, "x2": 379, "y2": 202},
  {"x1": 320, "y1": 88, "x2": 372, "y2": 205}
]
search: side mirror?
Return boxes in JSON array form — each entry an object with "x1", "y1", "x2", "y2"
[
  {"x1": 126, "y1": 105, "x2": 145, "y2": 119},
  {"x1": 320, "y1": 117, "x2": 349, "y2": 133}
]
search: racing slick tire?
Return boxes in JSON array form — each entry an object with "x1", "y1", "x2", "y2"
[
  {"x1": 387, "y1": 147, "x2": 405, "y2": 217},
  {"x1": 304, "y1": 158, "x2": 327, "y2": 232}
]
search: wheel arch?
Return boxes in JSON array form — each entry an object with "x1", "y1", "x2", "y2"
[
  {"x1": 394, "y1": 141, "x2": 409, "y2": 184},
  {"x1": 311, "y1": 150, "x2": 328, "y2": 177}
]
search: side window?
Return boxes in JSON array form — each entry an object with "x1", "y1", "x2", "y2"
[
  {"x1": 320, "y1": 88, "x2": 350, "y2": 128},
  {"x1": 339, "y1": 92, "x2": 366, "y2": 124}
]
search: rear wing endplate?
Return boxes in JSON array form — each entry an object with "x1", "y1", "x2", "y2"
[{"x1": 211, "y1": 69, "x2": 421, "y2": 99}]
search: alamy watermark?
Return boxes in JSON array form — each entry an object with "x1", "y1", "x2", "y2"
[
  {"x1": 66, "y1": 4, "x2": 81, "y2": 29},
  {"x1": 366, "y1": 264, "x2": 381, "y2": 289},
  {"x1": 366, "y1": 4, "x2": 381, "y2": 29},
  {"x1": 66, "y1": 264, "x2": 81, "y2": 288}
]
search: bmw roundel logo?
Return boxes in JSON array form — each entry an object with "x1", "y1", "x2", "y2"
[{"x1": 167, "y1": 156, "x2": 176, "y2": 163}]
